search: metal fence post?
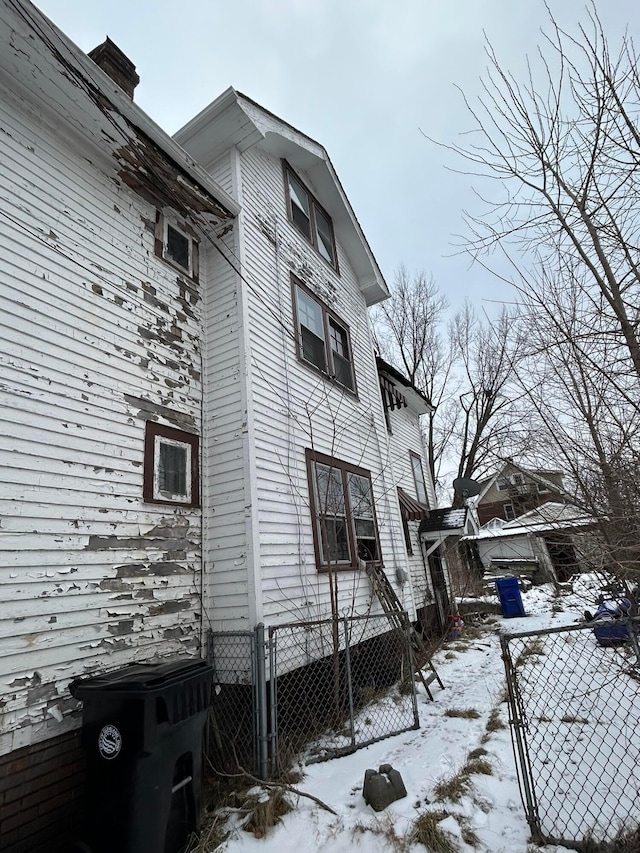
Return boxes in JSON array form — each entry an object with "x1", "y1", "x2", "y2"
[
  {"x1": 342, "y1": 616, "x2": 356, "y2": 750},
  {"x1": 404, "y1": 615, "x2": 420, "y2": 730},
  {"x1": 254, "y1": 623, "x2": 269, "y2": 779},
  {"x1": 268, "y1": 626, "x2": 278, "y2": 778}
]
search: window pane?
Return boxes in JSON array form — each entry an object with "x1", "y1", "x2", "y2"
[
  {"x1": 315, "y1": 463, "x2": 345, "y2": 514},
  {"x1": 166, "y1": 224, "x2": 190, "y2": 270},
  {"x1": 314, "y1": 463, "x2": 350, "y2": 564},
  {"x1": 329, "y1": 320, "x2": 354, "y2": 390},
  {"x1": 314, "y1": 205, "x2": 335, "y2": 265},
  {"x1": 348, "y1": 474, "x2": 374, "y2": 518},
  {"x1": 321, "y1": 517, "x2": 350, "y2": 564},
  {"x1": 297, "y1": 288, "x2": 327, "y2": 371},
  {"x1": 288, "y1": 173, "x2": 312, "y2": 240},
  {"x1": 159, "y1": 442, "x2": 188, "y2": 496},
  {"x1": 411, "y1": 454, "x2": 428, "y2": 505}
]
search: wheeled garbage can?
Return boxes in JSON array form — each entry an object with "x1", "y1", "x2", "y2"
[
  {"x1": 70, "y1": 658, "x2": 213, "y2": 853},
  {"x1": 495, "y1": 576, "x2": 525, "y2": 618}
]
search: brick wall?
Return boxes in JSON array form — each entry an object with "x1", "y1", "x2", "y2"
[{"x1": 0, "y1": 731, "x2": 85, "y2": 853}]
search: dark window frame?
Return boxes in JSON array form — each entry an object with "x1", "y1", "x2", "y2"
[
  {"x1": 410, "y1": 451, "x2": 429, "y2": 507},
  {"x1": 291, "y1": 276, "x2": 357, "y2": 395},
  {"x1": 154, "y1": 210, "x2": 200, "y2": 282},
  {"x1": 504, "y1": 502, "x2": 516, "y2": 520},
  {"x1": 305, "y1": 449, "x2": 382, "y2": 573},
  {"x1": 283, "y1": 161, "x2": 339, "y2": 271},
  {"x1": 143, "y1": 421, "x2": 200, "y2": 507}
]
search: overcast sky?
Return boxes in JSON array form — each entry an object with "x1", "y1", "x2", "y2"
[{"x1": 35, "y1": 0, "x2": 637, "y2": 313}]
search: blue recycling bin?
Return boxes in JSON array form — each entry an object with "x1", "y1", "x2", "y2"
[{"x1": 495, "y1": 577, "x2": 525, "y2": 617}]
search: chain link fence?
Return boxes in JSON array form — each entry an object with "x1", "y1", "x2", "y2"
[
  {"x1": 206, "y1": 613, "x2": 419, "y2": 778},
  {"x1": 269, "y1": 613, "x2": 419, "y2": 771},
  {"x1": 502, "y1": 617, "x2": 640, "y2": 848}
]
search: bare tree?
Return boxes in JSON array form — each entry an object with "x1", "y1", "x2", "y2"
[
  {"x1": 447, "y1": 5, "x2": 640, "y2": 581},
  {"x1": 374, "y1": 269, "x2": 525, "y2": 499}
]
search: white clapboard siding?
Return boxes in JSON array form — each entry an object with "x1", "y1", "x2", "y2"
[
  {"x1": 0, "y1": 83, "x2": 206, "y2": 754},
  {"x1": 236, "y1": 145, "x2": 412, "y2": 626},
  {"x1": 201, "y1": 150, "x2": 250, "y2": 631},
  {"x1": 384, "y1": 403, "x2": 436, "y2": 607}
]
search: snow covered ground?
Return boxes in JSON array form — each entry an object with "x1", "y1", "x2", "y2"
[{"x1": 209, "y1": 577, "x2": 634, "y2": 853}]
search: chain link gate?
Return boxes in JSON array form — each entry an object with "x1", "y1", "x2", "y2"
[
  {"x1": 207, "y1": 613, "x2": 420, "y2": 778},
  {"x1": 502, "y1": 617, "x2": 640, "y2": 848},
  {"x1": 268, "y1": 612, "x2": 419, "y2": 772}
]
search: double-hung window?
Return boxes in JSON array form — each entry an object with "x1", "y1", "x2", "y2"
[
  {"x1": 293, "y1": 278, "x2": 356, "y2": 392},
  {"x1": 410, "y1": 451, "x2": 429, "y2": 507},
  {"x1": 143, "y1": 422, "x2": 200, "y2": 507},
  {"x1": 306, "y1": 450, "x2": 381, "y2": 571},
  {"x1": 284, "y1": 163, "x2": 338, "y2": 269}
]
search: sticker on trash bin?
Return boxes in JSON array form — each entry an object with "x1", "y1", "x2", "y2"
[{"x1": 98, "y1": 724, "x2": 122, "y2": 759}]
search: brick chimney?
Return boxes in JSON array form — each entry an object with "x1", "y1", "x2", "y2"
[{"x1": 88, "y1": 37, "x2": 139, "y2": 99}]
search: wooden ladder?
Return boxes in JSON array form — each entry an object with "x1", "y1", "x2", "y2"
[{"x1": 366, "y1": 564, "x2": 444, "y2": 701}]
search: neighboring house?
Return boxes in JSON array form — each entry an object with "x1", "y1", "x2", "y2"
[
  {"x1": 476, "y1": 462, "x2": 566, "y2": 526},
  {"x1": 464, "y1": 502, "x2": 597, "y2": 584},
  {"x1": 0, "y1": 3, "x2": 454, "y2": 849}
]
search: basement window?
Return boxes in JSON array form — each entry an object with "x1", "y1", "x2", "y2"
[
  {"x1": 155, "y1": 211, "x2": 199, "y2": 280},
  {"x1": 144, "y1": 422, "x2": 200, "y2": 507}
]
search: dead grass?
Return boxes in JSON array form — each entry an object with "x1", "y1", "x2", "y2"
[
  {"x1": 581, "y1": 826, "x2": 640, "y2": 852},
  {"x1": 560, "y1": 714, "x2": 590, "y2": 724},
  {"x1": 463, "y1": 757, "x2": 493, "y2": 776},
  {"x1": 461, "y1": 823, "x2": 481, "y2": 847},
  {"x1": 485, "y1": 708, "x2": 507, "y2": 732},
  {"x1": 444, "y1": 707, "x2": 481, "y2": 719},
  {"x1": 243, "y1": 789, "x2": 292, "y2": 838},
  {"x1": 467, "y1": 747, "x2": 489, "y2": 760},
  {"x1": 409, "y1": 809, "x2": 458, "y2": 853},
  {"x1": 433, "y1": 770, "x2": 470, "y2": 803},
  {"x1": 351, "y1": 813, "x2": 403, "y2": 851},
  {"x1": 515, "y1": 638, "x2": 545, "y2": 667}
]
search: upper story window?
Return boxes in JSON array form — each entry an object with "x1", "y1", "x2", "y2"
[
  {"x1": 292, "y1": 277, "x2": 356, "y2": 393},
  {"x1": 155, "y1": 210, "x2": 199, "y2": 281},
  {"x1": 504, "y1": 503, "x2": 516, "y2": 520},
  {"x1": 410, "y1": 452, "x2": 429, "y2": 507},
  {"x1": 143, "y1": 422, "x2": 200, "y2": 507},
  {"x1": 306, "y1": 450, "x2": 381, "y2": 572},
  {"x1": 284, "y1": 163, "x2": 338, "y2": 270}
]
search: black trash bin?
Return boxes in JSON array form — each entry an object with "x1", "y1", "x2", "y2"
[{"x1": 70, "y1": 658, "x2": 213, "y2": 853}]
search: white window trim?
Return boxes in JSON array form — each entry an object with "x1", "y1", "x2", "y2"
[{"x1": 153, "y1": 434, "x2": 193, "y2": 504}]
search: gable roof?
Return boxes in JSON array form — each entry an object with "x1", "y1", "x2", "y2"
[
  {"x1": 0, "y1": 0, "x2": 238, "y2": 226},
  {"x1": 467, "y1": 502, "x2": 596, "y2": 540},
  {"x1": 477, "y1": 461, "x2": 565, "y2": 503},
  {"x1": 175, "y1": 88, "x2": 389, "y2": 305}
]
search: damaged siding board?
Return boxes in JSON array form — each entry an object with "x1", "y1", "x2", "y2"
[
  {"x1": 0, "y1": 83, "x2": 204, "y2": 753},
  {"x1": 237, "y1": 146, "x2": 412, "y2": 624}
]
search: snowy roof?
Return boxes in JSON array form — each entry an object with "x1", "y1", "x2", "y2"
[
  {"x1": 465, "y1": 502, "x2": 597, "y2": 540},
  {"x1": 419, "y1": 507, "x2": 468, "y2": 534}
]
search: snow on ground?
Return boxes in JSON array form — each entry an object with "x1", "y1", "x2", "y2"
[{"x1": 210, "y1": 576, "x2": 616, "y2": 853}]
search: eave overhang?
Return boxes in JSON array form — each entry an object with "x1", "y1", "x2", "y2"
[
  {"x1": 175, "y1": 88, "x2": 389, "y2": 304},
  {"x1": 0, "y1": 0, "x2": 239, "y2": 228}
]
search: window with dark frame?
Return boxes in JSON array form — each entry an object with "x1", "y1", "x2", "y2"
[
  {"x1": 143, "y1": 422, "x2": 200, "y2": 507},
  {"x1": 284, "y1": 163, "x2": 338, "y2": 269},
  {"x1": 410, "y1": 451, "x2": 429, "y2": 507},
  {"x1": 292, "y1": 277, "x2": 356, "y2": 392},
  {"x1": 306, "y1": 449, "x2": 381, "y2": 572},
  {"x1": 504, "y1": 503, "x2": 516, "y2": 520},
  {"x1": 154, "y1": 211, "x2": 199, "y2": 281}
]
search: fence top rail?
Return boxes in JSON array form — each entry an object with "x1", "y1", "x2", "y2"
[
  {"x1": 267, "y1": 612, "x2": 407, "y2": 632},
  {"x1": 500, "y1": 615, "x2": 640, "y2": 643},
  {"x1": 209, "y1": 630, "x2": 256, "y2": 639}
]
